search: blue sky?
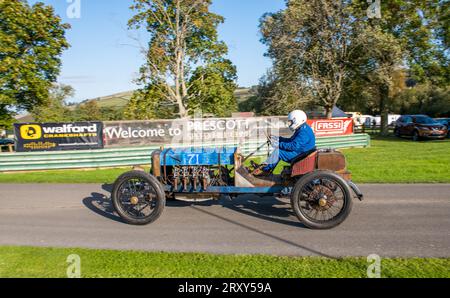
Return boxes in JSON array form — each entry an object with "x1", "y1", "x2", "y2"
[{"x1": 30, "y1": 0, "x2": 286, "y2": 103}]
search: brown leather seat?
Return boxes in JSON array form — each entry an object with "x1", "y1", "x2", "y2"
[{"x1": 289, "y1": 147, "x2": 317, "y2": 165}]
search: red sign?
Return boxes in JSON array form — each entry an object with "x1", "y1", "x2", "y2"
[{"x1": 307, "y1": 118, "x2": 353, "y2": 137}]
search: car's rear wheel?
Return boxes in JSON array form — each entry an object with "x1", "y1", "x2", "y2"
[
  {"x1": 291, "y1": 170, "x2": 353, "y2": 229},
  {"x1": 112, "y1": 171, "x2": 166, "y2": 225}
]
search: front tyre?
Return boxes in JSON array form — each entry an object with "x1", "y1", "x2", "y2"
[
  {"x1": 112, "y1": 171, "x2": 166, "y2": 225},
  {"x1": 291, "y1": 170, "x2": 353, "y2": 229}
]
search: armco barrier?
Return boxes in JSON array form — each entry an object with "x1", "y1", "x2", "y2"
[{"x1": 0, "y1": 134, "x2": 370, "y2": 172}]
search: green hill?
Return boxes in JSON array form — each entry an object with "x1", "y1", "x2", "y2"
[
  {"x1": 15, "y1": 88, "x2": 255, "y2": 122},
  {"x1": 79, "y1": 91, "x2": 134, "y2": 108}
]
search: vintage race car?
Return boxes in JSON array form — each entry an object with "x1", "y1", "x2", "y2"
[{"x1": 111, "y1": 144, "x2": 363, "y2": 229}]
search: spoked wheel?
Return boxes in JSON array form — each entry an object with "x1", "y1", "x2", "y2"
[
  {"x1": 291, "y1": 170, "x2": 353, "y2": 229},
  {"x1": 112, "y1": 171, "x2": 166, "y2": 225}
]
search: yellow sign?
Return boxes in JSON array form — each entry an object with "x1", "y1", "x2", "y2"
[{"x1": 20, "y1": 125, "x2": 42, "y2": 140}]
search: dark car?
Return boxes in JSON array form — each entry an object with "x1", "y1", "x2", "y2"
[
  {"x1": 435, "y1": 118, "x2": 450, "y2": 137},
  {"x1": 0, "y1": 138, "x2": 15, "y2": 145},
  {"x1": 394, "y1": 115, "x2": 448, "y2": 141}
]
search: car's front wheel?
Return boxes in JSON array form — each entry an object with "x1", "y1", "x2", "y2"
[{"x1": 112, "y1": 171, "x2": 166, "y2": 225}]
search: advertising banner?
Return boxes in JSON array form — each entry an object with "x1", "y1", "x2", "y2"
[
  {"x1": 14, "y1": 122, "x2": 104, "y2": 152},
  {"x1": 307, "y1": 118, "x2": 354, "y2": 137},
  {"x1": 103, "y1": 117, "x2": 353, "y2": 148},
  {"x1": 103, "y1": 117, "x2": 288, "y2": 148}
]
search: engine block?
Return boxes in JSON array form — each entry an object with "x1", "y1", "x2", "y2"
[{"x1": 152, "y1": 147, "x2": 236, "y2": 192}]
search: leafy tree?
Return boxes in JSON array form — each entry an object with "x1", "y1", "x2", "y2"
[
  {"x1": 260, "y1": 0, "x2": 448, "y2": 135},
  {"x1": 0, "y1": 0, "x2": 70, "y2": 124},
  {"x1": 188, "y1": 60, "x2": 237, "y2": 117},
  {"x1": 253, "y1": 70, "x2": 314, "y2": 116},
  {"x1": 237, "y1": 86, "x2": 263, "y2": 115},
  {"x1": 31, "y1": 84, "x2": 74, "y2": 122},
  {"x1": 125, "y1": 84, "x2": 175, "y2": 120},
  {"x1": 72, "y1": 100, "x2": 102, "y2": 121},
  {"x1": 347, "y1": 0, "x2": 448, "y2": 134},
  {"x1": 344, "y1": 24, "x2": 403, "y2": 134},
  {"x1": 99, "y1": 107, "x2": 125, "y2": 121},
  {"x1": 260, "y1": 0, "x2": 366, "y2": 118},
  {"x1": 128, "y1": 0, "x2": 237, "y2": 118},
  {"x1": 392, "y1": 84, "x2": 450, "y2": 117}
]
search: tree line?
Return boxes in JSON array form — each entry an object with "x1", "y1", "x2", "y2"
[
  {"x1": 1, "y1": 0, "x2": 449, "y2": 135},
  {"x1": 246, "y1": 0, "x2": 449, "y2": 134}
]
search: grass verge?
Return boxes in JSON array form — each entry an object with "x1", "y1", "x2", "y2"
[
  {"x1": 0, "y1": 246, "x2": 449, "y2": 278},
  {"x1": 0, "y1": 136, "x2": 449, "y2": 184}
]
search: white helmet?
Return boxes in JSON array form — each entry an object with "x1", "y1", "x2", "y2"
[{"x1": 287, "y1": 110, "x2": 307, "y2": 131}]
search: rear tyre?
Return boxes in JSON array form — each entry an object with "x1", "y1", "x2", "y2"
[
  {"x1": 291, "y1": 170, "x2": 353, "y2": 229},
  {"x1": 112, "y1": 171, "x2": 166, "y2": 225}
]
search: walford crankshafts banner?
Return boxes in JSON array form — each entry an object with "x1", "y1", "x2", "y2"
[
  {"x1": 103, "y1": 117, "x2": 353, "y2": 148},
  {"x1": 14, "y1": 122, "x2": 104, "y2": 152}
]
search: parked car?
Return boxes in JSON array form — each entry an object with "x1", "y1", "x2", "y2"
[
  {"x1": 434, "y1": 118, "x2": 450, "y2": 137},
  {"x1": 0, "y1": 138, "x2": 14, "y2": 145},
  {"x1": 394, "y1": 115, "x2": 448, "y2": 141}
]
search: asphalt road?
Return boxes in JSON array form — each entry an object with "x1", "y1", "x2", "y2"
[{"x1": 0, "y1": 183, "x2": 449, "y2": 258}]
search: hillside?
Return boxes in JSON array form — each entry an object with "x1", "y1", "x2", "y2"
[
  {"x1": 82, "y1": 88, "x2": 254, "y2": 108},
  {"x1": 15, "y1": 88, "x2": 255, "y2": 123},
  {"x1": 77, "y1": 91, "x2": 134, "y2": 109}
]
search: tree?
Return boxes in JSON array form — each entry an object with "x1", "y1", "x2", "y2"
[
  {"x1": 347, "y1": 24, "x2": 403, "y2": 134},
  {"x1": 254, "y1": 69, "x2": 314, "y2": 116},
  {"x1": 347, "y1": 0, "x2": 448, "y2": 135},
  {"x1": 72, "y1": 100, "x2": 102, "y2": 121},
  {"x1": 188, "y1": 60, "x2": 237, "y2": 117},
  {"x1": 128, "y1": 0, "x2": 237, "y2": 118},
  {"x1": 391, "y1": 84, "x2": 450, "y2": 117},
  {"x1": 125, "y1": 84, "x2": 175, "y2": 120},
  {"x1": 99, "y1": 107, "x2": 125, "y2": 121},
  {"x1": 259, "y1": 0, "x2": 448, "y2": 134},
  {"x1": 31, "y1": 84, "x2": 74, "y2": 122},
  {"x1": 260, "y1": 0, "x2": 366, "y2": 118},
  {"x1": 0, "y1": 0, "x2": 70, "y2": 124}
]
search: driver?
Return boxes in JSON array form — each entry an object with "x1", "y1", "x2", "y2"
[{"x1": 252, "y1": 110, "x2": 316, "y2": 176}]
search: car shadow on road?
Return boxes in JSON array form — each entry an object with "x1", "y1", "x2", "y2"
[
  {"x1": 221, "y1": 195, "x2": 306, "y2": 228},
  {"x1": 82, "y1": 183, "x2": 124, "y2": 224},
  {"x1": 84, "y1": 184, "x2": 304, "y2": 228},
  {"x1": 171, "y1": 195, "x2": 306, "y2": 228},
  {"x1": 83, "y1": 184, "x2": 336, "y2": 258}
]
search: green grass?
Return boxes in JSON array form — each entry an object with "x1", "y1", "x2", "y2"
[
  {"x1": 344, "y1": 136, "x2": 450, "y2": 183},
  {"x1": 0, "y1": 136, "x2": 449, "y2": 184},
  {"x1": 0, "y1": 246, "x2": 448, "y2": 278},
  {"x1": 0, "y1": 167, "x2": 131, "y2": 184}
]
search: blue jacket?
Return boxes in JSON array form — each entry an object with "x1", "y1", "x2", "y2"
[{"x1": 278, "y1": 123, "x2": 316, "y2": 162}]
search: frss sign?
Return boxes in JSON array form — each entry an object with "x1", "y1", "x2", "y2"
[{"x1": 307, "y1": 118, "x2": 354, "y2": 137}]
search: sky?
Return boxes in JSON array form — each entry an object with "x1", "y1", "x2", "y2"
[{"x1": 29, "y1": 0, "x2": 286, "y2": 103}]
